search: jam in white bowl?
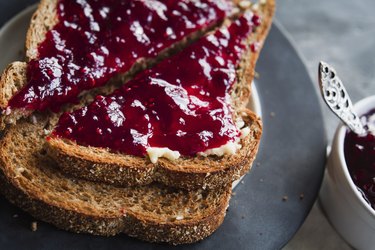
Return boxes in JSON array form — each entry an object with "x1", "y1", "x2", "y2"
[{"x1": 320, "y1": 95, "x2": 375, "y2": 250}]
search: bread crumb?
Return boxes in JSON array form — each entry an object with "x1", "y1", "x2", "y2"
[
  {"x1": 252, "y1": 3, "x2": 259, "y2": 12},
  {"x1": 241, "y1": 180, "x2": 245, "y2": 184},
  {"x1": 282, "y1": 196, "x2": 288, "y2": 202},
  {"x1": 31, "y1": 221, "x2": 37, "y2": 232},
  {"x1": 254, "y1": 71, "x2": 260, "y2": 79},
  {"x1": 270, "y1": 112, "x2": 276, "y2": 118},
  {"x1": 239, "y1": 0, "x2": 251, "y2": 9},
  {"x1": 119, "y1": 208, "x2": 126, "y2": 215},
  {"x1": 299, "y1": 193, "x2": 305, "y2": 200},
  {"x1": 30, "y1": 115, "x2": 37, "y2": 125},
  {"x1": 5, "y1": 107, "x2": 11, "y2": 116},
  {"x1": 12, "y1": 214, "x2": 18, "y2": 218},
  {"x1": 232, "y1": 192, "x2": 236, "y2": 196},
  {"x1": 256, "y1": 162, "x2": 261, "y2": 167},
  {"x1": 259, "y1": 178, "x2": 264, "y2": 182}
]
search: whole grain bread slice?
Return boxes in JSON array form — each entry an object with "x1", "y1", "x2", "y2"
[
  {"x1": 46, "y1": 1, "x2": 274, "y2": 190},
  {"x1": 0, "y1": 114, "x2": 231, "y2": 245},
  {"x1": 0, "y1": 0, "x2": 239, "y2": 130},
  {"x1": 48, "y1": 109, "x2": 262, "y2": 190}
]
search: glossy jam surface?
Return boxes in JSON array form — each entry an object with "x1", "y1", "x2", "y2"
[
  {"x1": 53, "y1": 13, "x2": 259, "y2": 157},
  {"x1": 345, "y1": 109, "x2": 375, "y2": 208},
  {"x1": 8, "y1": 0, "x2": 233, "y2": 111}
]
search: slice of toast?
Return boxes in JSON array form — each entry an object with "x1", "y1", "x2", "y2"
[
  {"x1": 0, "y1": 0, "x2": 238, "y2": 129},
  {"x1": 46, "y1": 1, "x2": 274, "y2": 190},
  {"x1": 48, "y1": 110, "x2": 261, "y2": 190},
  {"x1": 0, "y1": 114, "x2": 231, "y2": 244}
]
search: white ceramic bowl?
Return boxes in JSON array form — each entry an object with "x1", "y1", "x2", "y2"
[{"x1": 320, "y1": 95, "x2": 375, "y2": 250}]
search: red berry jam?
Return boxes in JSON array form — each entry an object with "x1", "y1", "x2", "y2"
[
  {"x1": 8, "y1": 0, "x2": 234, "y2": 112},
  {"x1": 53, "y1": 13, "x2": 260, "y2": 157},
  {"x1": 344, "y1": 109, "x2": 375, "y2": 208}
]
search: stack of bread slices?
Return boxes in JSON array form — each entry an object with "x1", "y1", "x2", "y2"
[{"x1": 0, "y1": 0, "x2": 274, "y2": 245}]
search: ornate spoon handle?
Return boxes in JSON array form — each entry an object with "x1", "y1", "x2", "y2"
[{"x1": 319, "y1": 61, "x2": 366, "y2": 135}]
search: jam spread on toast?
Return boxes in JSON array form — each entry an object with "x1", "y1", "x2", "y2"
[
  {"x1": 8, "y1": 0, "x2": 233, "y2": 111},
  {"x1": 53, "y1": 13, "x2": 260, "y2": 157},
  {"x1": 345, "y1": 109, "x2": 375, "y2": 208}
]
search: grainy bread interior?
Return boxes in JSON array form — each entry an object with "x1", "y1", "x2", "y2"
[
  {"x1": 25, "y1": 0, "x2": 58, "y2": 60},
  {"x1": 0, "y1": 114, "x2": 231, "y2": 244},
  {"x1": 0, "y1": 62, "x2": 28, "y2": 115},
  {"x1": 46, "y1": 0, "x2": 274, "y2": 190}
]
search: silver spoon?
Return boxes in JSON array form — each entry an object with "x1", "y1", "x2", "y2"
[{"x1": 318, "y1": 61, "x2": 367, "y2": 135}]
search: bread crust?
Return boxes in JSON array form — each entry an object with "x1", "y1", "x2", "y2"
[
  {"x1": 46, "y1": 0, "x2": 274, "y2": 190},
  {"x1": 0, "y1": 115, "x2": 231, "y2": 244},
  {"x1": 0, "y1": 174, "x2": 230, "y2": 243}
]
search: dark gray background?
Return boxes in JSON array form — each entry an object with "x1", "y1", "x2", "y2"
[
  {"x1": 278, "y1": 0, "x2": 375, "y2": 249},
  {"x1": 277, "y1": 0, "x2": 375, "y2": 140}
]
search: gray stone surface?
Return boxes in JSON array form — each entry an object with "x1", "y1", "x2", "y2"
[{"x1": 277, "y1": 0, "x2": 375, "y2": 249}]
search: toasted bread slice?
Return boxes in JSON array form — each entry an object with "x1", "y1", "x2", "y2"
[
  {"x1": 0, "y1": 0, "x2": 239, "y2": 129},
  {"x1": 48, "y1": 109, "x2": 261, "y2": 190},
  {"x1": 46, "y1": 1, "x2": 274, "y2": 190},
  {"x1": 0, "y1": 114, "x2": 231, "y2": 245}
]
